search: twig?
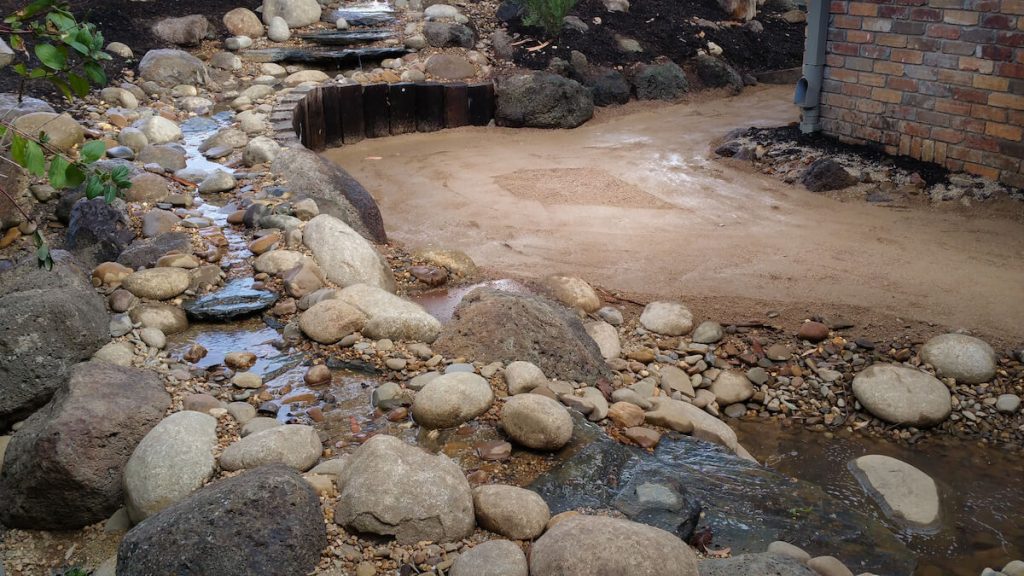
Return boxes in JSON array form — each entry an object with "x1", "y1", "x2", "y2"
[
  {"x1": 0, "y1": 182, "x2": 31, "y2": 221},
  {"x1": 526, "y1": 41, "x2": 551, "y2": 52}
]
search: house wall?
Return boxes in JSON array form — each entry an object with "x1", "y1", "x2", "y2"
[{"x1": 820, "y1": 0, "x2": 1024, "y2": 187}]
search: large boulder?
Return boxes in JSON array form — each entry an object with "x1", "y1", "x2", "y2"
[
  {"x1": 261, "y1": 0, "x2": 322, "y2": 27},
  {"x1": 11, "y1": 112, "x2": 83, "y2": 152},
  {"x1": 224, "y1": 8, "x2": 265, "y2": 37},
  {"x1": 920, "y1": 333, "x2": 997, "y2": 384},
  {"x1": 117, "y1": 465, "x2": 325, "y2": 576},
  {"x1": 849, "y1": 454, "x2": 940, "y2": 529},
  {"x1": 337, "y1": 283, "x2": 441, "y2": 342},
  {"x1": 334, "y1": 434, "x2": 475, "y2": 543},
  {"x1": 121, "y1": 267, "x2": 190, "y2": 300},
  {"x1": 411, "y1": 372, "x2": 494, "y2": 429},
  {"x1": 152, "y1": 15, "x2": 211, "y2": 46},
  {"x1": 123, "y1": 411, "x2": 218, "y2": 523},
  {"x1": 633, "y1": 62, "x2": 689, "y2": 101},
  {"x1": 451, "y1": 540, "x2": 528, "y2": 576},
  {"x1": 271, "y1": 148, "x2": 386, "y2": 243},
  {"x1": 117, "y1": 232, "x2": 193, "y2": 269},
  {"x1": 0, "y1": 361, "x2": 170, "y2": 529},
  {"x1": 0, "y1": 251, "x2": 109, "y2": 430},
  {"x1": 496, "y1": 72, "x2": 594, "y2": 129},
  {"x1": 695, "y1": 55, "x2": 744, "y2": 93},
  {"x1": 302, "y1": 214, "x2": 396, "y2": 291},
  {"x1": 852, "y1": 364, "x2": 952, "y2": 427},
  {"x1": 529, "y1": 515, "x2": 698, "y2": 576},
  {"x1": 472, "y1": 484, "x2": 550, "y2": 540},
  {"x1": 433, "y1": 288, "x2": 612, "y2": 382},
  {"x1": 138, "y1": 49, "x2": 208, "y2": 86}
]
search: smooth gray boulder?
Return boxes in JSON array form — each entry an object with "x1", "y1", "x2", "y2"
[
  {"x1": 849, "y1": 454, "x2": 940, "y2": 530},
  {"x1": 412, "y1": 372, "x2": 494, "y2": 429},
  {"x1": 302, "y1": 214, "x2": 396, "y2": 291},
  {"x1": 473, "y1": 484, "x2": 550, "y2": 540},
  {"x1": 338, "y1": 283, "x2": 440, "y2": 342},
  {"x1": 639, "y1": 301, "x2": 694, "y2": 336},
  {"x1": 500, "y1": 394, "x2": 573, "y2": 451},
  {"x1": 261, "y1": 0, "x2": 322, "y2": 27},
  {"x1": 123, "y1": 411, "x2": 218, "y2": 522},
  {"x1": 496, "y1": 72, "x2": 594, "y2": 129},
  {"x1": 138, "y1": 49, "x2": 208, "y2": 86},
  {"x1": 334, "y1": 434, "x2": 474, "y2": 543},
  {"x1": 920, "y1": 333, "x2": 997, "y2": 384},
  {"x1": 219, "y1": 424, "x2": 322, "y2": 472},
  {"x1": 0, "y1": 251, "x2": 109, "y2": 430},
  {"x1": 117, "y1": 465, "x2": 325, "y2": 576},
  {"x1": 0, "y1": 361, "x2": 170, "y2": 529},
  {"x1": 852, "y1": 364, "x2": 952, "y2": 427},
  {"x1": 451, "y1": 540, "x2": 528, "y2": 576}
]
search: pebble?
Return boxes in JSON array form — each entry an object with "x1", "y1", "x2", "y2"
[
  {"x1": 232, "y1": 372, "x2": 263, "y2": 389},
  {"x1": 797, "y1": 321, "x2": 830, "y2": 342}
]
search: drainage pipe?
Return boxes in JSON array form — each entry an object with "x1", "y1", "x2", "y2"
[{"x1": 794, "y1": 0, "x2": 830, "y2": 133}]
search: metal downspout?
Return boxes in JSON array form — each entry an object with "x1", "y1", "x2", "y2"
[{"x1": 794, "y1": 0, "x2": 830, "y2": 133}]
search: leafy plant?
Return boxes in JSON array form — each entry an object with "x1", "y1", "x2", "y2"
[
  {"x1": 521, "y1": 0, "x2": 578, "y2": 37},
  {"x1": 2, "y1": 0, "x2": 112, "y2": 101}
]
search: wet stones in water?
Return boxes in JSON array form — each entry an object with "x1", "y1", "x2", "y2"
[
  {"x1": 801, "y1": 158, "x2": 858, "y2": 192},
  {"x1": 611, "y1": 470, "x2": 702, "y2": 542},
  {"x1": 304, "y1": 364, "x2": 332, "y2": 386},
  {"x1": 920, "y1": 333, "x2": 997, "y2": 384},
  {"x1": 299, "y1": 29, "x2": 394, "y2": 45},
  {"x1": 323, "y1": 9, "x2": 395, "y2": 27},
  {"x1": 851, "y1": 364, "x2": 952, "y2": 427},
  {"x1": 183, "y1": 278, "x2": 279, "y2": 321},
  {"x1": 116, "y1": 466, "x2": 326, "y2": 576},
  {"x1": 411, "y1": 265, "x2": 448, "y2": 287},
  {"x1": 849, "y1": 454, "x2": 940, "y2": 530},
  {"x1": 500, "y1": 394, "x2": 574, "y2": 451}
]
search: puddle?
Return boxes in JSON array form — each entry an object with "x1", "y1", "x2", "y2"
[
  {"x1": 411, "y1": 279, "x2": 530, "y2": 323},
  {"x1": 170, "y1": 317, "x2": 293, "y2": 376},
  {"x1": 734, "y1": 421, "x2": 1024, "y2": 576}
]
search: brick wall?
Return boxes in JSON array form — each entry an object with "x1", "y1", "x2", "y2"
[{"x1": 820, "y1": 0, "x2": 1024, "y2": 187}]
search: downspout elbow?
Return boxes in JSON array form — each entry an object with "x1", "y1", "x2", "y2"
[{"x1": 795, "y1": 0, "x2": 830, "y2": 134}]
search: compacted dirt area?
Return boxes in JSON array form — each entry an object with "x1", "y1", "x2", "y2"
[{"x1": 326, "y1": 85, "x2": 1024, "y2": 342}]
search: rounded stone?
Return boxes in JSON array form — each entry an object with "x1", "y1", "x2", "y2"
[
  {"x1": 504, "y1": 361, "x2": 546, "y2": 395},
  {"x1": 219, "y1": 424, "x2": 321, "y2": 472},
  {"x1": 139, "y1": 327, "x2": 166, "y2": 349},
  {"x1": 138, "y1": 116, "x2": 182, "y2": 144},
  {"x1": 639, "y1": 301, "x2": 693, "y2": 336},
  {"x1": 121, "y1": 267, "x2": 190, "y2": 300},
  {"x1": 500, "y1": 394, "x2": 573, "y2": 451},
  {"x1": 450, "y1": 540, "x2": 528, "y2": 576},
  {"x1": 299, "y1": 299, "x2": 367, "y2": 344},
  {"x1": 472, "y1": 484, "x2": 550, "y2": 540},
  {"x1": 920, "y1": 333, "x2": 997, "y2": 384},
  {"x1": 130, "y1": 303, "x2": 188, "y2": 334},
  {"x1": 996, "y1": 394, "x2": 1021, "y2": 414},
  {"x1": 852, "y1": 364, "x2": 952, "y2": 427},
  {"x1": 223, "y1": 7, "x2": 265, "y2": 37},
  {"x1": 710, "y1": 370, "x2": 754, "y2": 406},
  {"x1": 691, "y1": 320, "x2": 724, "y2": 344},
  {"x1": 849, "y1": 454, "x2": 940, "y2": 530},
  {"x1": 12, "y1": 112, "x2": 84, "y2": 152},
  {"x1": 542, "y1": 274, "x2": 601, "y2": 312},
  {"x1": 412, "y1": 372, "x2": 494, "y2": 429}
]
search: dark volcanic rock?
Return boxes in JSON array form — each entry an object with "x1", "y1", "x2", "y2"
[
  {"x1": 423, "y1": 22, "x2": 477, "y2": 49},
  {"x1": 183, "y1": 278, "x2": 278, "y2": 320},
  {"x1": 495, "y1": 72, "x2": 594, "y2": 129},
  {"x1": 433, "y1": 288, "x2": 611, "y2": 383},
  {"x1": 117, "y1": 465, "x2": 326, "y2": 576},
  {"x1": 0, "y1": 361, "x2": 170, "y2": 529},
  {"x1": 117, "y1": 231, "x2": 193, "y2": 269},
  {"x1": 694, "y1": 55, "x2": 744, "y2": 93},
  {"x1": 633, "y1": 61, "x2": 689, "y2": 101},
  {"x1": 577, "y1": 66, "x2": 631, "y2": 106},
  {"x1": 801, "y1": 157, "x2": 858, "y2": 192},
  {"x1": 65, "y1": 197, "x2": 136, "y2": 270},
  {"x1": 0, "y1": 251, "x2": 109, "y2": 430},
  {"x1": 271, "y1": 147, "x2": 387, "y2": 244}
]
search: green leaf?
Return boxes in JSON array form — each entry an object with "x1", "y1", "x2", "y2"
[
  {"x1": 67, "y1": 40, "x2": 89, "y2": 55},
  {"x1": 67, "y1": 72, "x2": 89, "y2": 97},
  {"x1": 18, "y1": 0, "x2": 57, "y2": 21},
  {"x1": 64, "y1": 164, "x2": 85, "y2": 188},
  {"x1": 48, "y1": 154, "x2": 70, "y2": 188},
  {"x1": 110, "y1": 164, "x2": 131, "y2": 185},
  {"x1": 83, "y1": 61, "x2": 106, "y2": 85},
  {"x1": 28, "y1": 67, "x2": 48, "y2": 79},
  {"x1": 10, "y1": 34, "x2": 24, "y2": 51},
  {"x1": 84, "y1": 176, "x2": 103, "y2": 199},
  {"x1": 79, "y1": 140, "x2": 106, "y2": 163},
  {"x1": 103, "y1": 184, "x2": 117, "y2": 203},
  {"x1": 12, "y1": 63, "x2": 28, "y2": 76},
  {"x1": 46, "y1": 11, "x2": 75, "y2": 32},
  {"x1": 34, "y1": 43, "x2": 66, "y2": 71},
  {"x1": 11, "y1": 134, "x2": 28, "y2": 166},
  {"x1": 25, "y1": 140, "x2": 45, "y2": 176},
  {"x1": 36, "y1": 242, "x2": 51, "y2": 269}
]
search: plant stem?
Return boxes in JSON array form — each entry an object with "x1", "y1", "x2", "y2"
[{"x1": 0, "y1": 182, "x2": 32, "y2": 221}]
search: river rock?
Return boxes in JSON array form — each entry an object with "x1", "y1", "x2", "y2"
[
  {"x1": 850, "y1": 454, "x2": 940, "y2": 529},
  {"x1": 801, "y1": 158, "x2": 858, "y2": 192},
  {"x1": 412, "y1": 372, "x2": 494, "y2": 429},
  {"x1": 695, "y1": 55, "x2": 744, "y2": 92},
  {"x1": 691, "y1": 320, "x2": 724, "y2": 344},
  {"x1": 473, "y1": 484, "x2": 550, "y2": 539},
  {"x1": 152, "y1": 15, "x2": 211, "y2": 46},
  {"x1": 183, "y1": 278, "x2": 278, "y2": 320},
  {"x1": 283, "y1": 260, "x2": 324, "y2": 298},
  {"x1": 639, "y1": 301, "x2": 693, "y2": 335},
  {"x1": 435, "y1": 288, "x2": 611, "y2": 382},
  {"x1": 584, "y1": 320, "x2": 621, "y2": 359},
  {"x1": 137, "y1": 144, "x2": 186, "y2": 171},
  {"x1": 253, "y1": 249, "x2": 309, "y2": 274},
  {"x1": 130, "y1": 302, "x2": 188, "y2": 334},
  {"x1": 303, "y1": 214, "x2": 395, "y2": 290},
  {"x1": 65, "y1": 197, "x2": 136, "y2": 269},
  {"x1": 126, "y1": 172, "x2": 170, "y2": 203},
  {"x1": 542, "y1": 274, "x2": 601, "y2": 312},
  {"x1": 424, "y1": 53, "x2": 476, "y2": 79},
  {"x1": 0, "y1": 93, "x2": 54, "y2": 121},
  {"x1": 505, "y1": 361, "x2": 546, "y2": 395},
  {"x1": 530, "y1": 515, "x2": 698, "y2": 576},
  {"x1": 141, "y1": 209, "x2": 179, "y2": 239},
  {"x1": 243, "y1": 136, "x2": 281, "y2": 165},
  {"x1": 496, "y1": 72, "x2": 593, "y2": 129},
  {"x1": 284, "y1": 70, "x2": 329, "y2": 87},
  {"x1": 12, "y1": 112, "x2": 83, "y2": 152},
  {"x1": 337, "y1": 283, "x2": 440, "y2": 342},
  {"x1": 0, "y1": 361, "x2": 169, "y2": 529},
  {"x1": 299, "y1": 298, "x2": 367, "y2": 344},
  {"x1": 267, "y1": 16, "x2": 290, "y2": 41},
  {"x1": 199, "y1": 170, "x2": 236, "y2": 193},
  {"x1": 0, "y1": 251, "x2": 109, "y2": 429},
  {"x1": 122, "y1": 267, "x2": 190, "y2": 300},
  {"x1": 996, "y1": 394, "x2": 1021, "y2": 414},
  {"x1": 851, "y1": 364, "x2": 952, "y2": 427},
  {"x1": 124, "y1": 411, "x2": 218, "y2": 522},
  {"x1": 93, "y1": 341, "x2": 135, "y2": 366},
  {"x1": 920, "y1": 333, "x2": 997, "y2": 384},
  {"x1": 242, "y1": 417, "x2": 281, "y2": 437},
  {"x1": 262, "y1": 0, "x2": 322, "y2": 27},
  {"x1": 219, "y1": 424, "x2": 322, "y2": 472},
  {"x1": 118, "y1": 231, "x2": 192, "y2": 269},
  {"x1": 139, "y1": 49, "x2": 208, "y2": 86},
  {"x1": 634, "y1": 62, "x2": 689, "y2": 101},
  {"x1": 700, "y1": 552, "x2": 817, "y2": 576},
  {"x1": 224, "y1": 7, "x2": 265, "y2": 37},
  {"x1": 451, "y1": 539, "x2": 529, "y2": 576},
  {"x1": 138, "y1": 115, "x2": 182, "y2": 144},
  {"x1": 501, "y1": 394, "x2": 573, "y2": 451},
  {"x1": 334, "y1": 434, "x2": 475, "y2": 543},
  {"x1": 272, "y1": 148, "x2": 386, "y2": 243},
  {"x1": 116, "y1": 465, "x2": 325, "y2": 576},
  {"x1": 710, "y1": 370, "x2": 754, "y2": 405}
]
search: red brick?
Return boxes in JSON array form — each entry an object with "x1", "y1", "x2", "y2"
[
  {"x1": 981, "y1": 45, "x2": 1015, "y2": 60},
  {"x1": 964, "y1": 163, "x2": 1001, "y2": 180},
  {"x1": 957, "y1": 117, "x2": 988, "y2": 133},
  {"x1": 998, "y1": 62, "x2": 1024, "y2": 78},
  {"x1": 972, "y1": 104, "x2": 1009, "y2": 121},
  {"x1": 953, "y1": 87, "x2": 992, "y2": 103},
  {"x1": 942, "y1": 40, "x2": 979, "y2": 56},
  {"x1": 863, "y1": 17, "x2": 893, "y2": 32},
  {"x1": 849, "y1": 2, "x2": 878, "y2": 16},
  {"x1": 876, "y1": 33, "x2": 909, "y2": 46},
  {"x1": 961, "y1": 27, "x2": 998, "y2": 43},
  {"x1": 1006, "y1": 0, "x2": 1024, "y2": 14},
  {"x1": 874, "y1": 60, "x2": 906, "y2": 74},
  {"x1": 830, "y1": 0, "x2": 849, "y2": 13},
  {"x1": 891, "y1": 49, "x2": 925, "y2": 63},
  {"x1": 964, "y1": 133, "x2": 1002, "y2": 152},
  {"x1": 827, "y1": 68, "x2": 860, "y2": 82},
  {"x1": 969, "y1": 0, "x2": 1001, "y2": 11},
  {"x1": 1000, "y1": 171, "x2": 1024, "y2": 188},
  {"x1": 860, "y1": 44, "x2": 891, "y2": 58},
  {"x1": 927, "y1": 24, "x2": 962, "y2": 39},
  {"x1": 859, "y1": 71, "x2": 887, "y2": 86},
  {"x1": 887, "y1": 77, "x2": 919, "y2": 91},
  {"x1": 856, "y1": 98, "x2": 887, "y2": 113},
  {"x1": 834, "y1": 15, "x2": 864, "y2": 29},
  {"x1": 933, "y1": 127, "x2": 965, "y2": 143},
  {"x1": 871, "y1": 87, "x2": 904, "y2": 103},
  {"x1": 893, "y1": 20, "x2": 928, "y2": 34},
  {"x1": 823, "y1": 93, "x2": 855, "y2": 108},
  {"x1": 831, "y1": 42, "x2": 862, "y2": 56},
  {"x1": 982, "y1": 14, "x2": 1016, "y2": 29},
  {"x1": 843, "y1": 82, "x2": 874, "y2": 97},
  {"x1": 997, "y1": 31, "x2": 1024, "y2": 47},
  {"x1": 935, "y1": 99, "x2": 972, "y2": 115},
  {"x1": 880, "y1": 5, "x2": 911, "y2": 18},
  {"x1": 911, "y1": 7, "x2": 942, "y2": 21},
  {"x1": 901, "y1": 121, "x2": 931, "y2": 137},
  {"x1": 826, "y1": 54, "x2": 847, "y2": 67},
  {"x1": 847, "y1": 30, "x2": 874, "y2": 43},
  {"x1": 959, "y1": 56, "x2": 995, "y2": 73},
  {"x1": 846, "y1": 56, "x2": 875, "y2": 71},
  {"x1": 986, "y1": 122, "x2": 1024, "y2": 140},
  {"x1": 918, "y1": 110, "x2": 953, "y2": 127}
]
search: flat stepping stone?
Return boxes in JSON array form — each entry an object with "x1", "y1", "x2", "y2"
[
  {"x1": 298, "y1": 30, "x2": 394, "y2": 45},
  {"x1": 183, "y1": 278, "x2": 278, "y2": 321},
  {"x1": 242, "y1": 47, "x2": 409, "y2": 65}
]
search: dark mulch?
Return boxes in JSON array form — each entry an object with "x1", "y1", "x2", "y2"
[
  {"x1": 0, "y1": 0, "x2": 260, "y2": 101},
  {"x1": 510, "y1": 0, "x2": 805, "y2": 74},
  {"x1": 744, "y1": 125, "x2": 952, "y2": 186}
]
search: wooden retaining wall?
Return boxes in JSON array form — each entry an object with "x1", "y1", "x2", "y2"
[{"x1": 292, "y1": 82, "x2": 496, "y2": 151}]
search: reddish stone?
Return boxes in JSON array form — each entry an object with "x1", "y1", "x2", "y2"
[{"x1": 797, "y1": 321, "x2": 830, "y2": 342}]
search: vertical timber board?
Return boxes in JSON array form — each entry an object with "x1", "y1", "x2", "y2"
[
  {"x1": 322, "y1": 84, "x2": 343, "y2": 147},
  {"x1": 338, "y1": 83, "x2": 366, "y2": 145},
  {"x1": 416, "y1": 82, "x2": 445, "y2": 133},
  {"x1": 389, "y1": 83, "x2": 417, "y2": 135},
  {"x1": 293, "y1": 98, "x2": 306, "y2": 147},
  {"x1": 467, "y1": 82, "x2": 494, "y2": 126},
  {"x1": 363, "y1": 83, "x2": 390, "y2": 138},
  {"x1": 304, "y1": 87, "x2": 326, "y2": 152},
  {"x1": 444, "y1": 83, "x2": 469, "y2": 129}
]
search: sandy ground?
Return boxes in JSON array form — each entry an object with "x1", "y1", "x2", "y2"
[{"x1": 325, "y1": 85, "x2": 1024, "y2": 343}]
